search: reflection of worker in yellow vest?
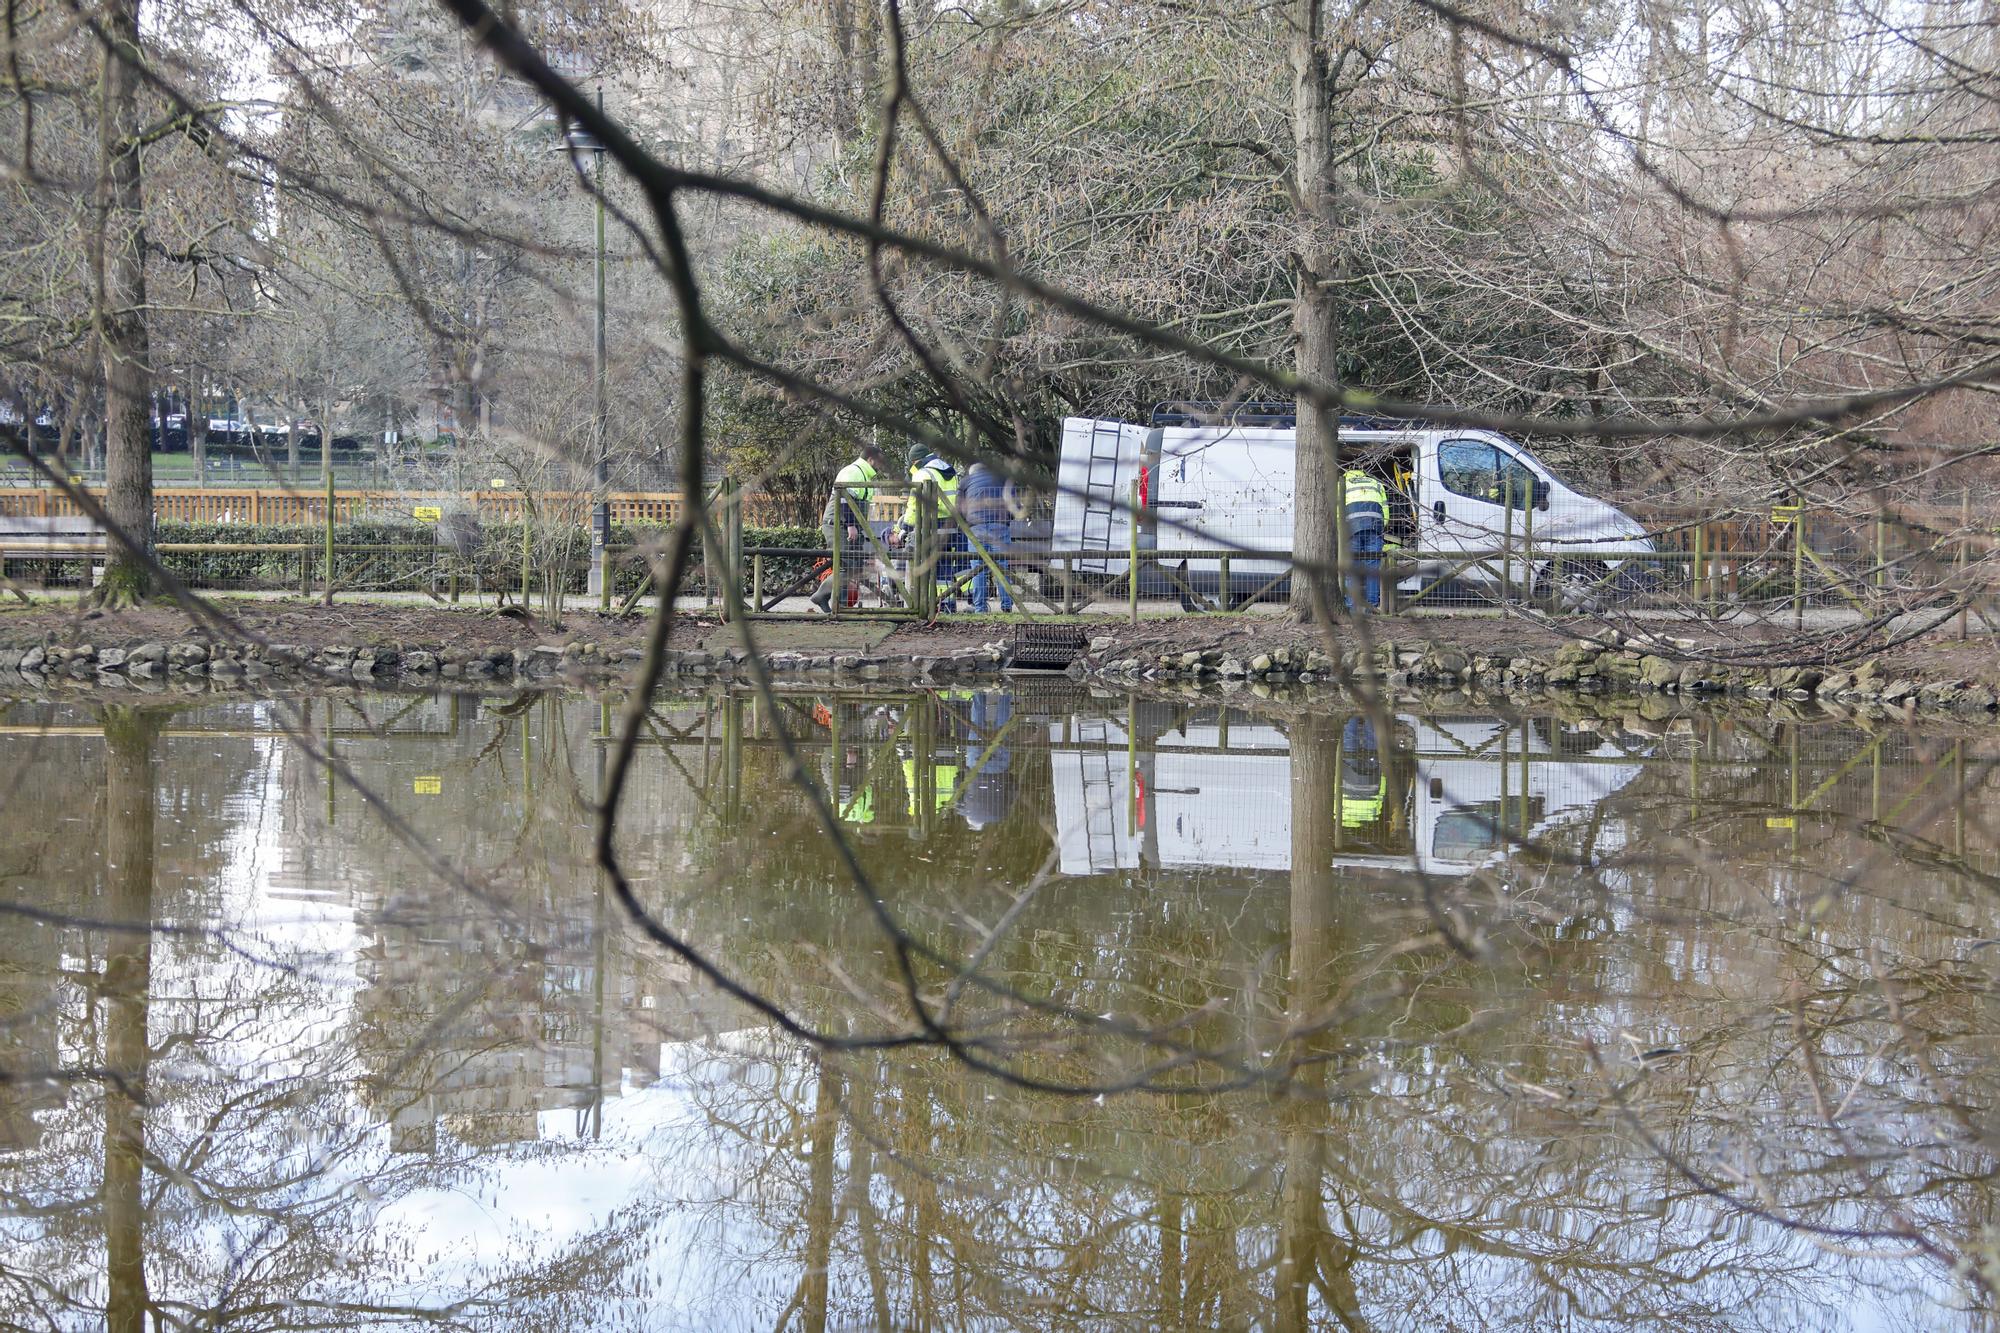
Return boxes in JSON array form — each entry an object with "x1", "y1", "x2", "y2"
[
  {"x1": 903, "y1": 754, "x2": 961, "y2": 821},
  {"x1": 1337, "y1": 716, "x2": 1385, "y2": 829},
  {"x1": 1339, "y1": 469, "x2": 1389, "y2": 609},
  {"x1": 958, "y1": 690, "x2": 1016, "y2": 830}
]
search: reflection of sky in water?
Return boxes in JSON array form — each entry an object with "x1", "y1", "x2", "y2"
[
  {"x1": 376, "y1": 1049, "x2": 789, "y2": 1330},
  {"x1": 2, "y1": 688, "x2": 1997, "y2": 1329}
]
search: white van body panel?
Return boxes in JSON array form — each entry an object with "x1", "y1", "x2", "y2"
[{"x1": 1052, "y1": 417, "x2": 1150, "y2": 574}]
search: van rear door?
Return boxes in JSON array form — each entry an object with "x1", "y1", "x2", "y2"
[{"x1": 1054, "y1": 417, "x2": 1150, "y2": 575}]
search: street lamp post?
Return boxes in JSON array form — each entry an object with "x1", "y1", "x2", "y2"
[{"x1": 570, "y1": 87, "x2": 611, "y2": 607}]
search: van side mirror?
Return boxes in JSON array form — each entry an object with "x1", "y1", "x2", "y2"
[{"x1": 1534, "y1": 479, "x2": 1550, "y2": 511}]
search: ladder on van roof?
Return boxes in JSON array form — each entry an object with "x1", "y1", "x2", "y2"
[{"x1": 1078, "y1": 418, "x2": 1125, "y2": 571}]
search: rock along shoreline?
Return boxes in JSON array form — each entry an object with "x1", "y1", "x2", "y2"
[{"x1": 0, "y1": 625, "x2": 1989, "y2": 720}]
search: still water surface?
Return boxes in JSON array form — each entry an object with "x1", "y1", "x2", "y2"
[{"x1": 2, "y1": 683, "x2": 1998, "y2": 1329}]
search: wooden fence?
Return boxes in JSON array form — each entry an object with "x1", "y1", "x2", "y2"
[{"x1": 0, "y1": 487, "x2": 803, "y2": 526}]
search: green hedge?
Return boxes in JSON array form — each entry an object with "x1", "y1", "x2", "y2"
[{"x1": 134, "y1": 519, "x2": 829, "y2": 597}]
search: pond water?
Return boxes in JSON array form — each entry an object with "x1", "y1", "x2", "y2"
[{"x1": 2, "y1": 682, "x2": 1998, "y2": 1330}]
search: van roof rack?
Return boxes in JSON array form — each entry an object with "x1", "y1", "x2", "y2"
[
  {"x1": 1150, "y1": 400, "x2": 1295, "y2": 427},
  {"x1": 1148, "y1": 401, "x2": 1423, "y2": 430}
]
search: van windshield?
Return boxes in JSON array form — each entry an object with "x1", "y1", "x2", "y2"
[{"x1": 1439, "y1": 439, "x2": 1538, "y2": 511}]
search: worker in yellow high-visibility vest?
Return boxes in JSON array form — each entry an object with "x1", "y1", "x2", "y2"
[
  {"x1": 1339, "y1": 469, "x2": 1390, "y2": 609},
  {"x1": 813, "y1": 438, "x2": 888, "y2": 612},
  {"x1": 891, "y1": 444, "x2": 963, "y2": 612}
]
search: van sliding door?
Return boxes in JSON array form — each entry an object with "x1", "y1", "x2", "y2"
[{"x1": 1156, "y1": 426, "x2": 1291, "y2": 588}]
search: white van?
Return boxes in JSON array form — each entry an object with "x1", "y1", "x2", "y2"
[{"x1": 1050, "y1": 408, "x2": 1654, "y2": 602}]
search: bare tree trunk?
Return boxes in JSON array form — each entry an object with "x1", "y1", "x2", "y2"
[
  {"x1": 1290, "y1": 0, "x2": 1343, "y2": 620},
  {"x1": 286, "y1": 403, "x2": 299, "y2": 482},
  {"x1": 91, "y1": 0, "x2": 154, "y2": 604},
  {"x1": 56, "y1": 373, "x2": 83, "y2": 466},
  {"x1": 322, "y1": 392, "x2": 335, "y2": 486}
]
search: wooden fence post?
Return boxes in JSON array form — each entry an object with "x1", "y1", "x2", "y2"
[
  {"x1": 1128, "y1": 477, "x2": 1140, "y2": 626},
  {"x1": 1960, "y1": 486, "x2": 1971, "y2": 641},
  {"x1": 1792, "y1": 496, "x2": 1805, "y2": 633},
  {"x1": 1520, "y1": 485, "x2": 1534, "y2": 608},
  {"x1": 1874, "y1": 511, "x2": 1886, "y2": 597},
  {"x1": 1693, "y1": 520, "x2": 1706, "y2": 615},
  {"x1": 725, "y1": 478, "x2": 743, "y2": 623},
  {"x1": 322, "y1": 464, "x2": 334, "y2": 604},
  {"x1": 919, "y1": 479, "x2": 937, "y2": 618}
]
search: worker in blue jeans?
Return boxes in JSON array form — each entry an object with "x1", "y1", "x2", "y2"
[
  {"x1": 959, "y1": 459, "x2": 1014, "y2": 613},
  {"x1": 1339, "y1": 468, "x2": 1389, "y2": 609}
]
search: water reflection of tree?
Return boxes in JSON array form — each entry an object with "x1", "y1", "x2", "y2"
[
  {"x1": 14, "y1": 689, "x2": 2000, "y2": 1324},
  {"x1": 0, "y1": 699, "x2": 677, "y2": 1328},
  {"x1": 727, "y1": 698, "x2": 1966, "y2": 1327},
  {"x1": 101, "y1": 706, "x2": 158, "y2": 1333}
]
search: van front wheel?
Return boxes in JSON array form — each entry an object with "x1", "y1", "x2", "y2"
[{"x1": 1533, "y1": 559, "x2": 1612, "y2": 612}]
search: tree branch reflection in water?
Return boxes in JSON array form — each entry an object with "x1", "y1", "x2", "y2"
[{"x1": 0, "y1": 685, "x2": 1998, "y2": 1326}]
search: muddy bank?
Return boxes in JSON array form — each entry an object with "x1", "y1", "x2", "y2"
[{"x1": 0, "y1": 598, "x2": 1996, "y2": 716}]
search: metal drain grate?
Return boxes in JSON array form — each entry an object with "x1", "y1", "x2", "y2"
[{"x1": 1011, "y1": 623, "x2": 1088, "y2": 670}]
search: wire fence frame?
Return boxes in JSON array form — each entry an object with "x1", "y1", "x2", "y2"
[{"x1": 1, "y1": 479, "x2": 1989, "y2": 629}]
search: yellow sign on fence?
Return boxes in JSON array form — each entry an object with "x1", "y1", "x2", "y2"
[
  {"x1": 411, "y1": 505, "x2": 442, "y2": 522},
  {"x1": 412, "y1": 776, "x2": 442, "y2": 795},
  {"x1": 1766, "y1": 815, "x2": 1796, "y2": 829},
  {"x1": 1771, "y1": 505, "x2": 1801, "y2": 525}
]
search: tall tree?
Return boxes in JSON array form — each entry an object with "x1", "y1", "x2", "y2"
[
  {"x1": 1289, "y1": 0, "x2": 1341, "y2": 619},
  {"x1": 90, "y1": 0, "x2": 154, "y2": 603}
]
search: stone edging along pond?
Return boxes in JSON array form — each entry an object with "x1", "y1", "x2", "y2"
[{"x1": 0, "y1": 629, "x2": 1988, "y2": 716}]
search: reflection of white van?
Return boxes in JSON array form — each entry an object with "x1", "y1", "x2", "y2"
[
  {"x1": 1051, "y1": 408, "x2": 1654, "y2": 600},
  {"x1": 1050, "y1": 711, "x2": 1643, "y2": 878}
]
